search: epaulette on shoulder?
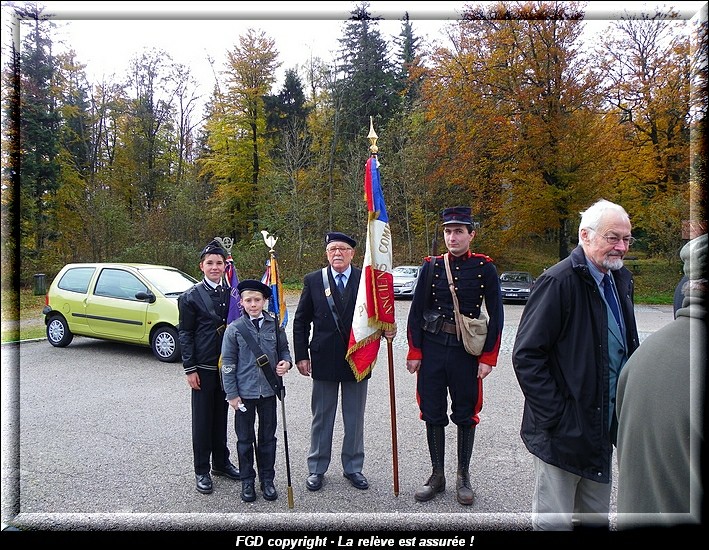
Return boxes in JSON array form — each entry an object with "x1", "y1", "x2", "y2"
[
  {"x1": 424, "y1": 254, "x2": 443, "y2": 263},
  {"x1": 472, "y1": 252, "x2": 494, "y2": 263}
]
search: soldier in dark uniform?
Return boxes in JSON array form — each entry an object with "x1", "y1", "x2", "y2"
[
  {"x1": 406, "y1": 206, "x2": 503, "y2": 506},
  {"x1": 178, "y1": 239, "x2": 240, "y2": 494}
]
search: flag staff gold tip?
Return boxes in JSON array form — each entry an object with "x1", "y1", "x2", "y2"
[{"x1": 368, "y1": 116, "x2": 378, "y2": 154}]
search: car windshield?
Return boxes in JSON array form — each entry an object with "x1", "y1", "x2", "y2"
[
  {"x1": 140, "y1": 267, "x2": 197, "y2": 295},
  {"x1": 394, "y1": 267, "x2": 419, "y2": 276},
  {"x1": 501, "y1": 273, "x2": 530, "y2": 282}
]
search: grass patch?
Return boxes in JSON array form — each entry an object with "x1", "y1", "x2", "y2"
[
  {"x1": 1, "y1": 287, "x2": 47, "y2": 343},
  {"x1": 495, "y1": 241, "x2": 682, "y2": 304}
]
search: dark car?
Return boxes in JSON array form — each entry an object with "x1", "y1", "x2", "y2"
[{"x1": 499, "y1": 271, "x2": 535, "y2": 303}]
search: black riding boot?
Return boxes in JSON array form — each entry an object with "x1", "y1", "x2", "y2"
[
  {"x1": 414, "y1": 423, "x2": 446, "y2": 502},
  {"x1": 456, "y1": 424, "x2": 476, "y2": 505}
]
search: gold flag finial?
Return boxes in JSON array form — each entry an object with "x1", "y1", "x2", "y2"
[{"x1": 368, "y1": 116, "x2": 378, "y2": 154}]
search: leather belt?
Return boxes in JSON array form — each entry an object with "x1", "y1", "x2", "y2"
[{"x1": 440, "y1": 321, "x2": 457, "y2": 335}]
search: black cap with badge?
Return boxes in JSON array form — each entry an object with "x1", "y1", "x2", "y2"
[
  {"x1": 441, "y1": 206, "x2": 473, "y2": 226},
  {"x1": 200, "y1": 239, "x2": 227, "y2": 259}
]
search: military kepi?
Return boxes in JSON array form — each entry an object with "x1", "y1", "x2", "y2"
[
  {"x1": 441, "y1": 206, "x2": 473, "y2": 226},
  {"x1": 237, "y1": 279, "x2": 272, "y2": 299},
  {"x1": 326, "y1": 232, "x2": 357, "y2": 248},
  {"x1": 200, "y1": 239, "x2": 227, "y2": 259}
]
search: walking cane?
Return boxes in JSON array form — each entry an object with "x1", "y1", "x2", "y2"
[{"x1": 279, "y1": 385, "x2": 294, "y2": 508}]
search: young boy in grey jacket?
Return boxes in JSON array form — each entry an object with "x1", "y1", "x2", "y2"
[{"x1": 220, "y1": 279, "x2": 292, "y2": 502}]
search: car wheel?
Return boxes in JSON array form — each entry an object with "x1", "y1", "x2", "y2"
[
  {"x1": 46, "y1": 315, "x2": 74, "y2": 347},
  {"x1": 151, "y1": 326, "x2": 180, "y2": 363}
]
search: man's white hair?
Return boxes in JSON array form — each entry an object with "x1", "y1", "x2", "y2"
[{"x1": 578, "y1": 199, "x2": 630, "y2": 241}]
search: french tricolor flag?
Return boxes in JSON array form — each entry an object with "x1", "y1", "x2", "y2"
[{"x1": 346, "y1": 155, "x2": 395, "y2": 381}]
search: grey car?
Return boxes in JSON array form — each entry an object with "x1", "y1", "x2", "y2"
[
  {"x1": 393, "y1": 265, "x2": 422, "y2": 299},
  {"x1": 499, "y1": 271, "x2": 535, "y2": 303}
]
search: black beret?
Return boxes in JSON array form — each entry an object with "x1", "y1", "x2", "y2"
[
  {"x1": 237, "y1": 279, "x2": 272, "y2": 299},
  {"x1": 441, "y1": 206, "x2": 473, "y2": 226},
  {"x1": 200, "y1": 239, "x2": 227, "y2": 259},
  {"x1": 326, "y1": 232, "x2": 357, "y2": 248}
]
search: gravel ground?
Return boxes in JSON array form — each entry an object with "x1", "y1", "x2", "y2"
[{"x1": 1, "y1": 298, "x2": 678, "y2": 538}]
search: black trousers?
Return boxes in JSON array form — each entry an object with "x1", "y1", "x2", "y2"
[
  {"x1": 191, "y1": 368, "x2": 231, "y2": 475},
  {"x1": 417, "y1": 331, "x2": 482, "y2": 427},
  {"x1": 235, "y1": 395, "x2": 277, "y2": 483}
]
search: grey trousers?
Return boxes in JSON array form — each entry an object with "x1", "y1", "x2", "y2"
[
  {"x1": 307, "y1": 378, "x2": 368, "y2": 475},
  {"x1": 531, "y1": 455, "x2": 612, "y2": 531}
]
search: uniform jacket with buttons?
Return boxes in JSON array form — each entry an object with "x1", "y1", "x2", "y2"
[
  {"x1": 512, "y1": 245, "x2": 639, "y2": 483},
  {"x1": 406, "y1": 250, "x2": 504, "y2": 366},
  {"x1": 178, "y1": 280, "x2": 229, "y2": 374},
  {"x1": 220, "y1": 312, "x2": 292, "y2": 401}
]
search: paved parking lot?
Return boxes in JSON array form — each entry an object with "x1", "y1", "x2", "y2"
[{"x1": 1, "y1": 300, "x2": 675, "y2": 534}]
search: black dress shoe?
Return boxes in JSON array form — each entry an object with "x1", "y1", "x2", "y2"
[
  {"x1": 261, "y1": 480, "x2": 278, "y2": 501},
  {"x1": 195, "y1": 473, "x2": 213, "y2": 494},
  {"x1": 212, "y1": 463, "x2": 240, "y2": 480},
  {"x1": 241, "y1": 481, "x2": 256, "y2": 502},
  {"x1": 343, "y1": 472, "x2": 369, "y2": 490},
  {"x1": 306, "y1": 473, "x2": 323, "y2": 491}
]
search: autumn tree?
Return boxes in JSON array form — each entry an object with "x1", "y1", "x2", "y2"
[
  {"x1": 201, "y1": 28, "x2": 280, "y2": 241},
  {"x1": 422, "y1": 1, "x2": 610, "y2": 260},
  {"x1": 599, "y1": 10, "x2": 694, "y2": 258}
]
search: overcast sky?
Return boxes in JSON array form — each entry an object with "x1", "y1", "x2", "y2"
[{"x1": 2, "y1": 1, "x2": 706, "y2": 113}]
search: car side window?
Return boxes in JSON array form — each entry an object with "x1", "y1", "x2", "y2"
[
  {"x1": 94, "y1": 269, "x2": 148, "y2": 300},
  {"x1": 57, "y1": 267, "x2": 95, "y2": 293}
]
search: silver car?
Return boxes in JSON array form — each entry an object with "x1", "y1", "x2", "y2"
[{"x1": 393, "y1": 265, "x2": 422, "y2": 299}]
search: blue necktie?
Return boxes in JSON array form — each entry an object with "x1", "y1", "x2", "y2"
[
  {"x1": 252, "y1": 318, "x2": 260, "y2": 332},
  {"x1": 336, "y1": 273, "x2": 345, "y2": 294},
  {"x1": 603, "y1": 274, "x2": 621, "y2": 329}
]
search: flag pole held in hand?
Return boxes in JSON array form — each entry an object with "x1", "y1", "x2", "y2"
[{"x1": 261, "y1": 231, "x2": 294, "y2": 508}]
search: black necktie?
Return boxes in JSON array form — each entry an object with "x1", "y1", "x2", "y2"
[
  {"x1": 603, "y1": 274, "x2": 621, "y2": 329},
  {"x1": 215, "y1": 284, "x2": 222, "y2": 293},
  {"x1": 252, "y1": 318, "x2": 260, "y2": 332},
  {"x1": 336, "y1": 273, "x2": 345, "y2": 293}
]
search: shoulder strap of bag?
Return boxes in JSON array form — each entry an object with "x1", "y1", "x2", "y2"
[
  {"x1": 196, "y1": 282, "x2": 223, "y2": 325},
  {"x1": 425, "y1": 236, "x2": 438, "y2": 309},
  {"x1": 443, "y1": 253, "x2": 462, "y2": 341},
  {"x1": 321, "y1": 267, "x2": 347, "y2": 343},
  {"x1": 235, "y1": 316, "x2": 283, "y2": 397}
]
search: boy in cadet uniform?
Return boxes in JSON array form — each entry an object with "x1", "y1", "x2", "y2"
[
  {"x1": 178, "y1": 239, "x2": 240, "y2": 495},
  {"x1": 220, "y1": 279, "x2": 293, "y2": 503}
]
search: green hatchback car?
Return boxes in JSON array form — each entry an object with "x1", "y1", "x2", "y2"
[{"x1": 42, "y1": 263, "x2": 198, "y2": 362}]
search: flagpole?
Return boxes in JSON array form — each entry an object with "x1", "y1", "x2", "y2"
[
  {"x1": 368, "y1": 119, "x2": 400, "y2": 497},
  {"x1": 261, "y1": 230, "x2": 294, "y2": 509}
]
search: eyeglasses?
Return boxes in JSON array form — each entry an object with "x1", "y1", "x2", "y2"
[
  {"x1": 589, "y1": 229, "x2": 636, "y2": 246},
  {"x1": 326, "y1": 246, "x2": 353, "y2": 254}
]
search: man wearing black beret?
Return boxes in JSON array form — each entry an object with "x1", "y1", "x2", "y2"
[
  {"x1": 293, "y1": 231, "x2": 374, "y2": 491},
  {"x1": 178, "y1": 239, "x2": 240, "y2": 494}
]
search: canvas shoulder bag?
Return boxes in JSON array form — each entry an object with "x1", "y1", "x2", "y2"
[{"x1": 443, "y1": 253, "x2": 488, "y2": 356}]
